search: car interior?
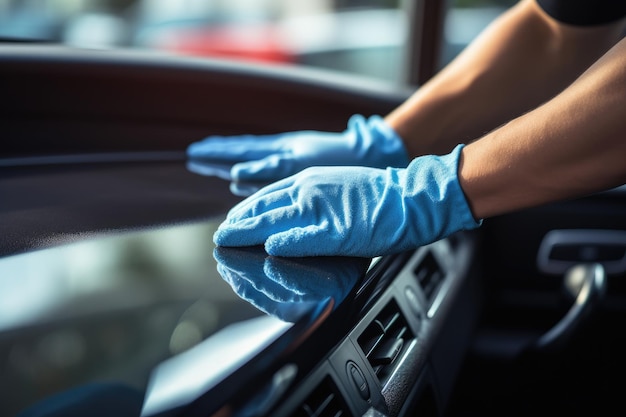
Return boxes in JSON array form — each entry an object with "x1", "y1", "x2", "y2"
[{"x1": 1, "y1": 1, "x2": 626, "y2": 416}]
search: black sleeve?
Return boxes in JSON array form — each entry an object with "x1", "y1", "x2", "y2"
[{"x1": 536, "y1": 0, "x2": 626, "y2": 26}]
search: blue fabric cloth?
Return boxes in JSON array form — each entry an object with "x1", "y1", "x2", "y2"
[{"x1": 214, "y1": 145, "x2": 481, "y2": 258}]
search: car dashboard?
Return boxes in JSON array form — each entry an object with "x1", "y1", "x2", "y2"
[{"x1": 0, "y1": 157, "x2": 481, "y2": 417}]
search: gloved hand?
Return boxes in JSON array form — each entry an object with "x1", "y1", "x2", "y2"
[
  {"x1": 186, "y1": 114, "x2": 409, "y2": 182},
  {"x1": 213, "y1": 145, "x2": 482, "y2": 258},
  {"x1": 213, "y1": 247, "x2": 369, "y2": 321}
]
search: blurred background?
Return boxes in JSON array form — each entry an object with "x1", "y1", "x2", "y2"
[{"x1": 0, "y1": 0, "x2": 516, "y2": 86}]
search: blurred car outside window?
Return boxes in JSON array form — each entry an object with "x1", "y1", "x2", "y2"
[
  {"x1": 440, "y1": 0, "x2": 516, "y2": 69},
  {"x1": 0, "y1": 0, "x2": 513, "y2": 87}
]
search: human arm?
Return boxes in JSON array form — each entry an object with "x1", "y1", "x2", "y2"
[
  {"x1": 386, "y1": 0, "x2": 626, "y2": 157},
  {"x1": 214, "y1": 48, "x2": 626, "y2": 257},
  {"x1": 214, "y1": 10, "x2": 626, "y2": 258},
  {"x1": 460, "y1": 35, "x2": 626, "y2": 219},
  {"x1": 212, "y1": 0, "x2": 626, "y2": 258},
  {"x1": 188, "y1": 0, "x2": 624, "y2": 182}
]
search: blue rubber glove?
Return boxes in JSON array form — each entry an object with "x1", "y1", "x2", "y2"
[
  {"x1": 186, "y1": 114, "x2": 409, "y2": 181},
  {"x1": 213, "y1": 145, "x2": 482, "y2": 258}
]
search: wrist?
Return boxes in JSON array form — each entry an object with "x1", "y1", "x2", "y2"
[
  {"x1": 352, "y1": 114, "x2": 409, "y2": 168},
  {"x1": 402, "y1": 145, "x2": 481, "y2": 244}
]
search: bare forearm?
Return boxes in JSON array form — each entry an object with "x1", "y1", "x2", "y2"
[
  {"x1": 386, "y1": 0, "x2": 625, "y2": 158},
  {"x1": 459, "y1": 36, "x2": 626, "y2": 219}
]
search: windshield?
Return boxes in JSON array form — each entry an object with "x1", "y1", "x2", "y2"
[
  {"x1": 0, "y1": 0, "x2": 515, "y2": 85},
  {"x1": 0, "y1": 0, "x2": 409, "y2": 84}
]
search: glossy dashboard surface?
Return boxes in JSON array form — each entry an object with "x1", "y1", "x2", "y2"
[{"x1": 0, "y1": 155, "x2": 372, "y2": 416}]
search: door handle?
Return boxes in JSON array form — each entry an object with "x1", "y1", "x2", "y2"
[{"x1": 531, "y1": 263, "x2": 606, "y2": 352}]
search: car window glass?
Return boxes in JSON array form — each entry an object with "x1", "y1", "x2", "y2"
[
  {"x1": 440, "y1": 0, "x2": 516, "y2": 68},
  {"x1": 0, "y1": 0, "x2": 519, "y2": 86},
  {"x1": 0, "y1": 0, "x2": 410, "y2": 85}
]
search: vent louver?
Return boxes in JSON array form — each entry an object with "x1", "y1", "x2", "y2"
[
  {"x1": 291, "y1": 376, "x2": 349, "y2": 417},
  {"x1": 357, "y1": 300, "x2": 414, "y2": 383},
  {"x1": 414, "y1": 251, "x2": 444, "y2": 302}
]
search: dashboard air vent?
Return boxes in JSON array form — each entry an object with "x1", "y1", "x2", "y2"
[
  {"x1": 291, "y1": 376, "x2": 349, "y2": 417},
  {"x1": 357, "y1": 299, "x2": 414, "y2": 383},
  {"x1": 414, "y1": 251, "x2": 444, "y2": 302}
]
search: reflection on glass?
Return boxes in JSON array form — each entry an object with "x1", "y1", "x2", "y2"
[
  {"x1": 0, "y1": 220, "x2": 245, "y2": 417},
  {"x1": 141, "y1": 240, "x2": 371, "y2": 416},
  {"x1": 0, "y1": 221, "x2": 225, "y2": 332},
  {"x1": 1, "y1": 218, "x2": 371, "y2": 416},
  {"x1": 214, "y1": 246, "x2": 371, "y2": 322},
  {"x1": 186, "y1": 160, "x2": 266, "y2": 197}
]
